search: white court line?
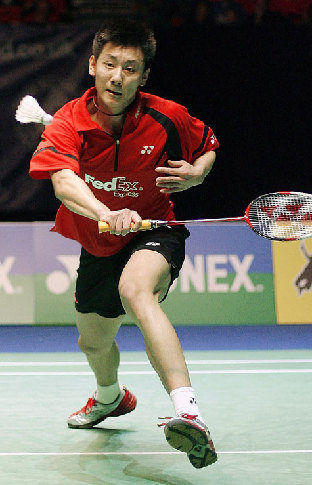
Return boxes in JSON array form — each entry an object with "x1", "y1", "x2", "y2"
[
  {"x1": 1, "y1": 369, "x2": 312, "y2": 376},
  {"x1": 0, "y1": 450, "x2": 311, "y2": 457},
  {"x1": 1, "y1": 359, "x2": 312, "y2": 367},
  {"x1": 186, "y1": 359, "x2": 312, "y2": 365}
]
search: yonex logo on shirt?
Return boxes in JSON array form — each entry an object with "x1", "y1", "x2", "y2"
[{"x1": 141, "y1": 145, "x2": 155, "y2": 155}]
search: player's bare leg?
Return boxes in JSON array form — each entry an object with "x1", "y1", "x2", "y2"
[
  {"x1": 76, "y1": 312, "x2": 123, "y2": 386},
  {"x1": 67, "y1": 312, "x2": 137, "y2": 428},
  {"x1": 119, "y1": 249, "x2": 217, "y2": 468},
  {"x1": 119, "y1": 249, "x2": 191, "y2": 393}
]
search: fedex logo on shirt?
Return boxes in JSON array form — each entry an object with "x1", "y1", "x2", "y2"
[{"x1": 85, "y1": 174, "x2": 142, "y2": 198}]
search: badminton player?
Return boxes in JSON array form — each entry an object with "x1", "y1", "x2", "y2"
[{"x1": 29, "y1": 18, "x2": 219, "y2": 468}]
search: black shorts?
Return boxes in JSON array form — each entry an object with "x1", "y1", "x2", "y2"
[{"x1": 75, "y1": 225, "x2": 190, "y2": 318}]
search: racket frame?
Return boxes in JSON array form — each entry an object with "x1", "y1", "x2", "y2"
[{"x1": 98, "y1": 191, "x2": 312, "y2": 241}]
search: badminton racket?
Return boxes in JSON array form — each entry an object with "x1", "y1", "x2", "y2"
[{"x1": 98, "y1": 192, "x2": 312, "y2": 241}]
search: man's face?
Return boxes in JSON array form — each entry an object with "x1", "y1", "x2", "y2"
[{"x1": 89, "y1": 42, "x2": 149, "y2": 114}]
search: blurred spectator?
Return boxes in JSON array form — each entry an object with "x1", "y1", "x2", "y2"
[
  {"x1": 254, "y1": 0, "x2": 267, "y2": 24},
  {"x1": 21, "y1": 0, "x2": 53, "y2": 23},
  {"x1": 1, "y1": 0, "x2": 311, "y2": 25},
  {"x1": 0, "y1": 0, "x2": 21, "y2": 23},
  {"x1": 239, "y1": 0, "x2": 271, "y2": 25},
  {"x1": 193, "y1": 1, "x2": 214, "y2": 27},
  {"x1": 237, "y1": 0, "x2": 312, "y2": 24},
  {"x1": 211, "y1": 0, "x2": 246, "y2": 25},
  {"x1": 21, "y1": 0, "x2": 70, "y2": 23},
  {"x1": 168, "y1": 0, "x2": 193, "y2": 27},
  {"x1": 268, "y1": 0, "x2": 312, "y2": 24},
  {"x1": 0, "y1": 0, "x2": 71, "y2": 23}
]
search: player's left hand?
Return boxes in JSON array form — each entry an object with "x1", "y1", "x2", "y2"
[{"x1": 155, "y1": 160, "x2": 204, "y2": 194}]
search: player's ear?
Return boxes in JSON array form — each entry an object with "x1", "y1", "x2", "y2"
[
  {"x1": 89, "y1": 55, "x2": 96, "y2": 77},
  {"x1": 140, "y1": 68, "x2": 150, "y2": 87}
]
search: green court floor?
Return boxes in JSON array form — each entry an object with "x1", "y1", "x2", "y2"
[{"x1": 1, "y1": 349, "x2": 312, "y2": 485}]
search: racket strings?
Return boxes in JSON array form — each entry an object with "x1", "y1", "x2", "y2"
[{"x1": 248, "y1": 193, "x2": 312, "y2": 240}]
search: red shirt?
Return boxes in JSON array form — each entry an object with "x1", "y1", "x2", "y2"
[{"x1": 30, "y1": 87, "x2": 219, "y2": 256}]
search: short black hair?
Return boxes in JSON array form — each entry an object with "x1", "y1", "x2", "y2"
[{"x1": 92, "y1": 18, "x2": 156, "y2": 70}]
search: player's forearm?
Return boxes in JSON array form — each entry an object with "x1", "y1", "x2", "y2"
[
  {"x1": 50, "y1": 169, "x2": 109, "y2": 221},
  {"x1": 61, "y1": 197, "x2": 107, "y2": 221},
  {"x1": 193, "y1": 151, "x2": 216, "y2": 183}
]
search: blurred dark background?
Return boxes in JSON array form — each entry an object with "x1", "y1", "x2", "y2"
[{"x1": 0, "y1": 0, "x2": 311, "y2": 222}]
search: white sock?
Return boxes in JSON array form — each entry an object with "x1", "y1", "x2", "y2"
[
  {"x1": 170, "y1": 387, "x2": 203, "y2": 421},
  {"x1": 96, "y1": 382, "x2": 121, "y2": 404}
]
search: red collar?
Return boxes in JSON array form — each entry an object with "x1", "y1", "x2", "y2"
[{"x1": 72, "y1": 87, "x2": 144, "y2": 132}]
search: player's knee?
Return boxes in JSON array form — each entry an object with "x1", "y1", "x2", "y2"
[
  {"x1": 78, "y1": 335, "x2": 98, "y2": 354},
  {"x1": 119, "y1": 279, "x2": 145, "y2": 315},
  {"x1": 78, "y1": 334, "x2": 111, "y2": 355}
]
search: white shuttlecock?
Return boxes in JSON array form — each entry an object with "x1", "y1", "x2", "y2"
[{"x1": 15, "y1": 95, "x2": 53, "y2": 125}]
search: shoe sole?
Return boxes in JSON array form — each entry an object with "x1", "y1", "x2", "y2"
[
  {"x1": 67, "y1": 394, "x2": 137, "y2": 429},
  {"x1": 164, "y1": 419, "x2": 218, "y2": 468}
]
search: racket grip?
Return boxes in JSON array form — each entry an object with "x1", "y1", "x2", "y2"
[{"x1": 98, "y1": 220, "x2": 152, "y2": 233}]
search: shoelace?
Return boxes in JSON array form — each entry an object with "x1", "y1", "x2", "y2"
[
  {"x1": 75, "y1": 388, "x2": 125, "y2": 417},
  {"x1": 81, "y1": 397, "x2": 96, "y2": 415},
  {"x1": 157, "y1": 413, "x2": 198, "y2": 427}
]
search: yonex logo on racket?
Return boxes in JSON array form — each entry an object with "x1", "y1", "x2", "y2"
[{"x1": 141, "y1": 145, "x2": 154, "y2": 155}]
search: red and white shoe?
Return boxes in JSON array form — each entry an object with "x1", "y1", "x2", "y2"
[
  {"x1": 67, "y1": 386, "x2": 137, "y2": 429},
  {"x1": 159, "y1": 414, "x2": 217, "y2": 468}
]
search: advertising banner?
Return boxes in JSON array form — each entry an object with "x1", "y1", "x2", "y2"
[
  {"x1": 161, "y1": 224, "x2": 275, "y2": 325},
  {"x1": 272, "y1": 240, "x2": 312, "y2": 324},
  {"x1": 32, "y1": 223, "x2": 80, "y2": 324},
  {"x1": 0, "y1": 224, "x2": 35, "y2": 323},
  {"x1": 0, "y1": 222, "x2": 275, "y2": 325},
  {"x1": 7, "y1": 222, "x2": 311, "y2": 325}
]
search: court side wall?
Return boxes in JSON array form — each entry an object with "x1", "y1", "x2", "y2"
[{"x1": 0, "y1": 222, "x2": 311, "y2": 325}]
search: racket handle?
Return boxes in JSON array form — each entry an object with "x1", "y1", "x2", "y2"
[{"x1": 98, "y1": 220, "x2": 152, "y2": 233}]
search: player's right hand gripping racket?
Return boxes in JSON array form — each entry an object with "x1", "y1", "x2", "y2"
[{"x1": 98, "y1": 192, "x2": 312, "y2": 241}]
